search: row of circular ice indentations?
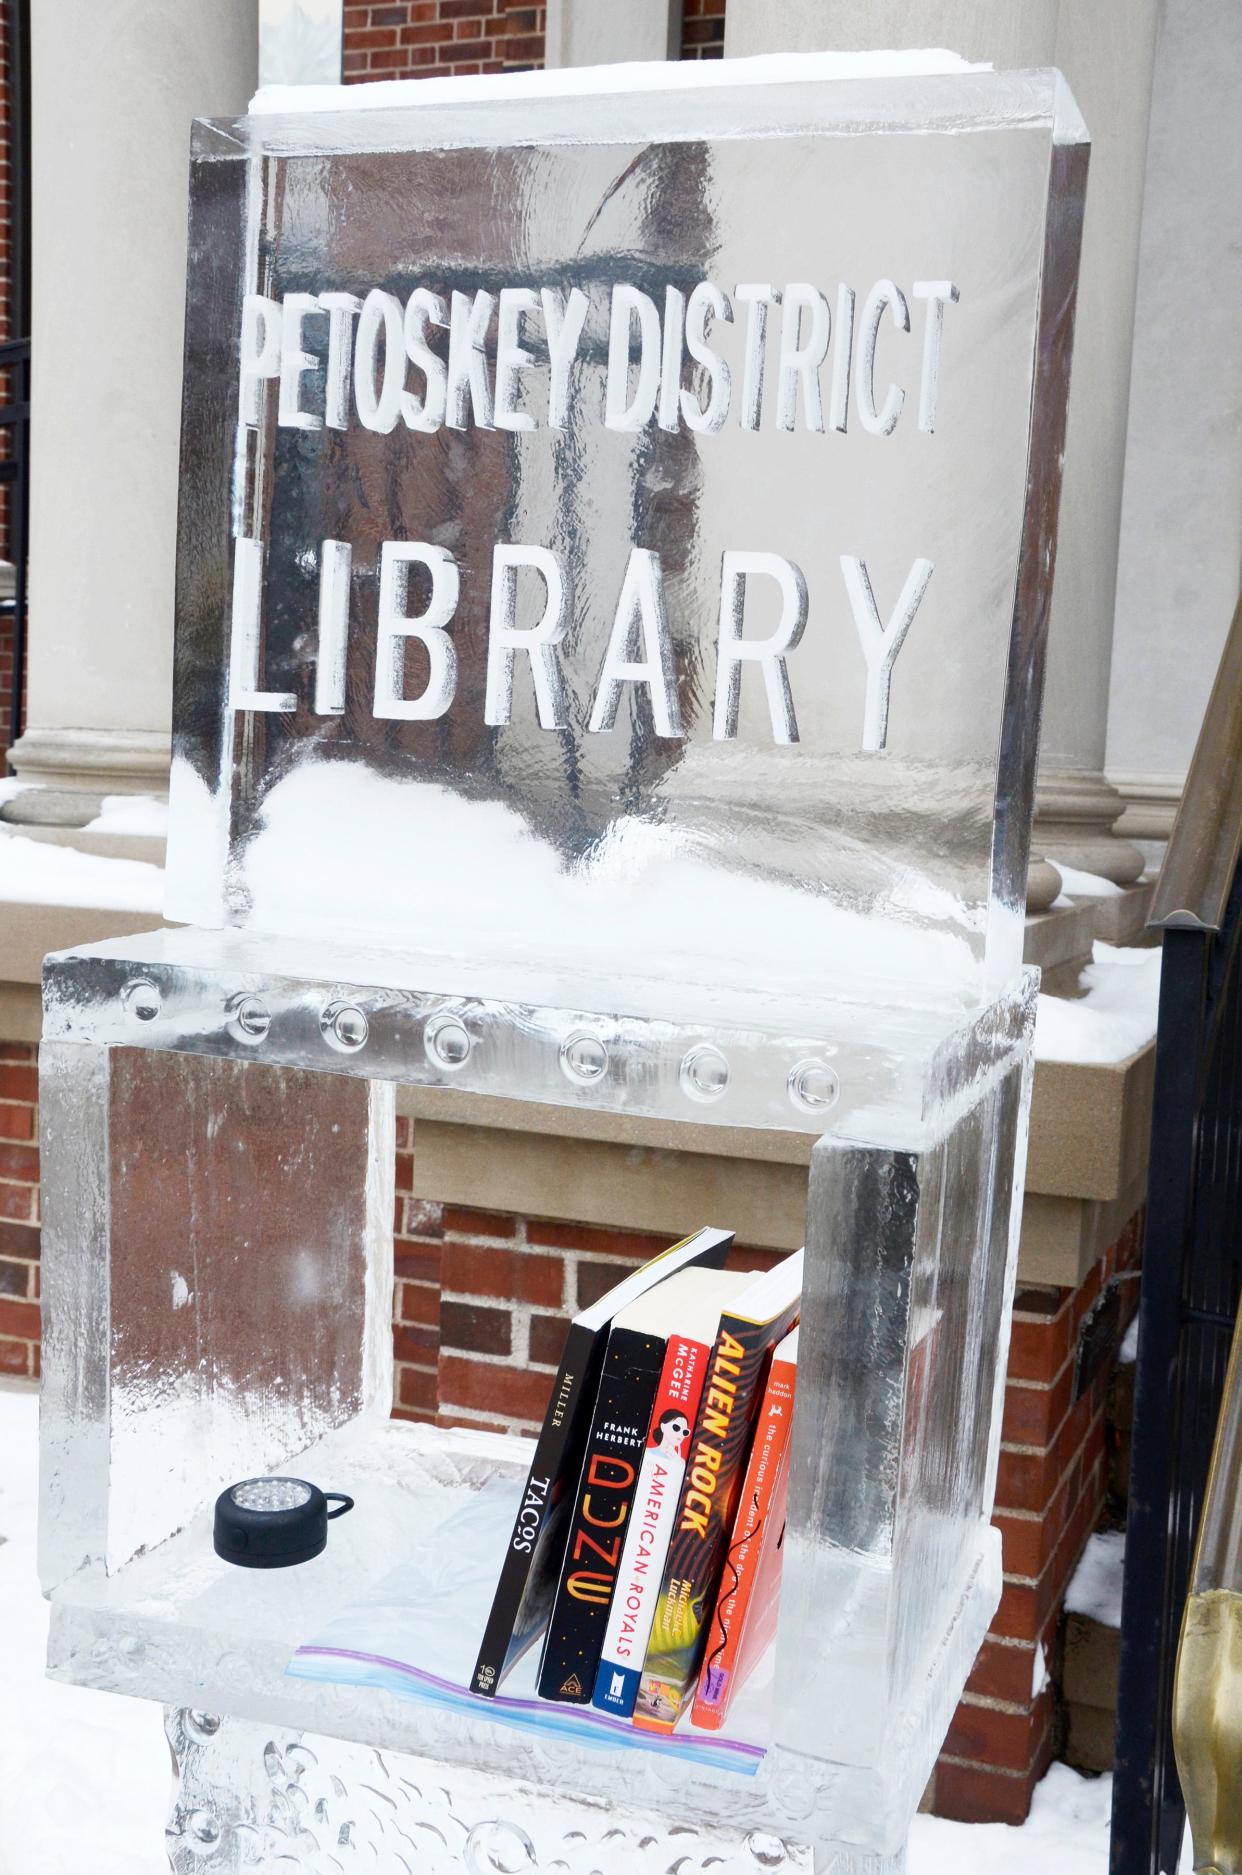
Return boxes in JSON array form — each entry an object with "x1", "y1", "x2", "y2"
[{"x1": 119, "y1": 977, "x2": 840, "y2": 1113}]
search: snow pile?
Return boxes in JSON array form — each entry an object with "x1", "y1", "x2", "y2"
[
  {"x1": 0, "y1": 1387, "x2": 167, "y2": 1875},
  {"x1": 1054, "y1": 865, "x2": 1125, "y2": 901},
  {"x1": 84, "y1": 794, "x2": 169, "y2": 839},
  {"x1": 0, "y1": 822, "x2": 164, "y2": 913},
  {"x1": 0, "y1": 781, "x2": 164, "y2": 912},
  {"x1": 253, "y1": 49, "x2": 988, "y2": 117},
  {"x1": 1035, "y1": 942, "x2": 1162, "y2": 1065},
  {"x1": 911, "y1": 1759, "x2": 1189, "y2": 1874},
  {"x1": 1065, "y1": 1529, "x2": 1127, "y2": 1631}
]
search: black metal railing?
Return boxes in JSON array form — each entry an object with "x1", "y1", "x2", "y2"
[
  {"x1": 2, "y1": 0, "x2": 29, "y2": 753},
  {"x1": 0, "y1": 331, "x2": 30, "y2": 750},
  {"x1": 1111, "y1": 591, "x2": 1242, "y2": 1875}
]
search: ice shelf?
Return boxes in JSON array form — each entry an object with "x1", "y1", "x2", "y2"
[{"x1": 47, "y1": 1414, "x2": 1000, "y2": 1858}]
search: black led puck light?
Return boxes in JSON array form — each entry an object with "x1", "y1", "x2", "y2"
[{"x1": 213, "y1": 1476, "x2": 354, "y2": 1569}]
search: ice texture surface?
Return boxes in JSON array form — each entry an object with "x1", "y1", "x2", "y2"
[
  {"x1": 168, "y1": 63, "x2": 1081, "y2": 1023},
  {"x1": 39, "y1": 53, "x2": 1086, "y2": 1871}
]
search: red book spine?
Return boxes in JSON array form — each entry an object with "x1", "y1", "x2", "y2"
[{"x1": 690, "y1": 1350, "x2": 797, "y2": 1729}]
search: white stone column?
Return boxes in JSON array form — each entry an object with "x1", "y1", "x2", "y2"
[
  {"x1": 545, "y1": 0, "x2": 682, "y2": 67},
  {"x1": 725, "y1": 0, "x2": 1159, "y2": 890},
  {"x1": 1106, "y1": 0, "x2": 1242, "y2": 846},
  {"x1": 6, "y1": 1, "x2": 257, "y2": 827}
]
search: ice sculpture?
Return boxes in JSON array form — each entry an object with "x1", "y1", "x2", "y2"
[{"x1": 38, "y1": 55, "x2": 1087, "y2": 1871}]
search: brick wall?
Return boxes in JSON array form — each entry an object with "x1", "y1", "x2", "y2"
[
  {"x1": 0, "y1": 1043, "x2": 39, "y2": 1378},
  {"x1": 342, "y1": 0, "x2": 724, "y2": 82},
  {"x1": 343, "y1": 1, "x2": 547, "y2": 81},
  {"x1": 932, "y1": 1213, "x2": 1142, "y2": 1823}
]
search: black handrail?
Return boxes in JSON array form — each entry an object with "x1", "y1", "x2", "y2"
[
  {"x1": 2, "y1": 0, "x2": 29, "y2": 754},
  {"x1": 1111, "y1": 591, "x2": 1242, "y2": 1874}
]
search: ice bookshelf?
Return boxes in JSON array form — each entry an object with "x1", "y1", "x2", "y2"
[{"x1": 37, "y1": 54, "x2": 1088, "y2": 1875}]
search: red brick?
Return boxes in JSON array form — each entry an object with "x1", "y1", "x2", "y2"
[
  {"x1": 397, "y1": 1280, "x2": 439, "y2": 1327},
  {"x1": 942, "y1": 1687, "x2": 1053, "y2": 1773},
  {"x1": 0, "y1": 1336, "x2": 28, "y2": 1374},
  {"x1": 0, "y1": 1182, "x2": 34, "y2": 1223},
  {"x1": 440, "y1": 1299, "x2": 512, "y2": 1356},
  {"x1": 439, "y1": 0, "x2": 492, "y2": 16},
  {"x1": 395, "y1": 1151, "x2": 414, "y2": 1192},
  {"x1": 442, "y1": 1241, "x2": 564, "y2": 1308},
  {"x1": 401, "y1": 1197, "x2": 444, "y2": 1240},
  {"x1": 400, "y1": 20, "x2": 449, "y2": 42},
  {"x1": 455, "y1": 16, "x2": 485, "y2": 34},
  {"x1": 995, "y1": 1444, "x2": 1061, "y2": 1516},
  {"x1": 500, "y1": 31, "x2": 542, "y2": 57},
  {"x1": 394, "y1": 1322, "x2": 439, "y2": 1363},
  {"x1": 529, "y1": 1311, "x2": 571, "y2": 1367},
  {"x1": 372, "y1": 44, "x2": 434, "y2": 67},
  {"x1": 395, "y1": 1114, "x2": 413, "y2": 1150},
  {"x1": 0, "y1": 1142, "x2": 38, "y2": 1183},
  {"x1": 439, "y1": 1355, "x2": 552, "y2": 1422},
  {"x1": 0, "y1": 1044, "x2": 33, "y2": 1063},
  {"x1": 371, "y1": 2, "x2": 410, "y2": 19},
  {"x1": 965, "y1": 1637, "x2": 1037, "y2": 1706},
  {"x1": 395, "y1": 1242, "x2": 441, "y2": 1285},
  {"x1": 344, "y1": 24, "x2": 398, "y2": 47},
  {"x1": 0, "y1": 1294, "x2": 38, "y2": 1340},
  {"x1": 0, "y1": 1219, "x2": 36, "y2": 1258},
  {"x1": 342, "y1": 50, "x2": 369, "y2": 73},
  {"x1": 530, "y1": 1222, "x2": 677, "y2": 1264},
  {"x1": 0, "y1": 1101, "x2": 34, "y2": 1140},
  {"x1": 1001, "y1": 1359, "x2": 1073, "y2": 1447},
  {"x1": 933, "y1": 1759, "x2": 1037, "y2": 1827},
  {"x1": 442, "y1": 1206, "x2": 517, "y2": 1239},
  {"x1": 396, "y1": 1363, "x2": 438, "y2": 1413},
  {"x1": 0, "y1": 1064, "x2": 36, "y2": 1102},
  {"x1": 991, "y1": 1574, "x2": 1044, "y2": 1643},
  {"x1": 0, "y1": 1256, "x2": 29, "y2": 1297},
  {"x1": 1006, "y1": 1306, "x2": 1073, "y2": 1384}
]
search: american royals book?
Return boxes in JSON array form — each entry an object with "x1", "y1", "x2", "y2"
[{"x1": 469, "y1": 1225, "x2": 733, "y2": 1697}]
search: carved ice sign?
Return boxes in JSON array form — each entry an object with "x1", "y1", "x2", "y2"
[{"x1": 169, "y1": 67, "x2": 1085, "y2": 1005}]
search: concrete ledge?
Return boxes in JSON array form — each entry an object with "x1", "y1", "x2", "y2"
[
  {"x1": 1026, "y1": 1044, "x2": 1155, "y2": 1202},
  {"x1": 0, "y1": 898, "x2": 166, "y2": 987}
]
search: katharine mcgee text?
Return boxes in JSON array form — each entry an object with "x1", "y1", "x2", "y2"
[{"x1": 232, "y1": 276, "x2": 960, "y2": 750}]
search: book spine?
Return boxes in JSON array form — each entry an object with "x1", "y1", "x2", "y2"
[
  {"x1": 470, "y1": 1323, "x2": 600, "y2": 1697},
  {"x1": 634, "y1": 1300, "x2": 799, "y2": 1731},
  {"x1": 591, "y1": 1332, "x2": 712, "y2": 1719},
  {"x1": 537, "y1": 1326, "x2": 665, "y2": 1704},
  {"x1": 691, "y1": 1354, "x2": 796, "y2": 1729}
]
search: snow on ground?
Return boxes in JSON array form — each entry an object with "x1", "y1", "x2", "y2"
[
  {"x1": 1053, "y1": 865, "x2": 1125, "y2": 900},
  {"x1": 0, "y1": 1386, "x2": 168, "y2": 1875},
  {"x1": 1065, "y1": 1529, "x2": 1128, "y2": 1631},
  {"x1": 1035, "y1": 941, "x2": 1162, "y2": 1065},
  {"x1": 0, "y1": 1384, "x2": 1171, "y2": 1873},
  {"x1": 84, "y1": 794, "x2": 170, "y2": 839}
]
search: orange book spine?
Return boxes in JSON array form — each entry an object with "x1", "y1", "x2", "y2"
[{"x1": 691, "y1": 1346, "x2": 797, "y2": 1730}]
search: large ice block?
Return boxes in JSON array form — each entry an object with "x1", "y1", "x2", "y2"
[{"x1": 38, "y1": 51, "x2": 1087, "y2": 1871}]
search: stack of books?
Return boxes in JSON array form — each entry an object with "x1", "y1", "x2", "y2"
[{"x1": 470, "y1": 1227, "x2": 802, "y2": 1735}]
